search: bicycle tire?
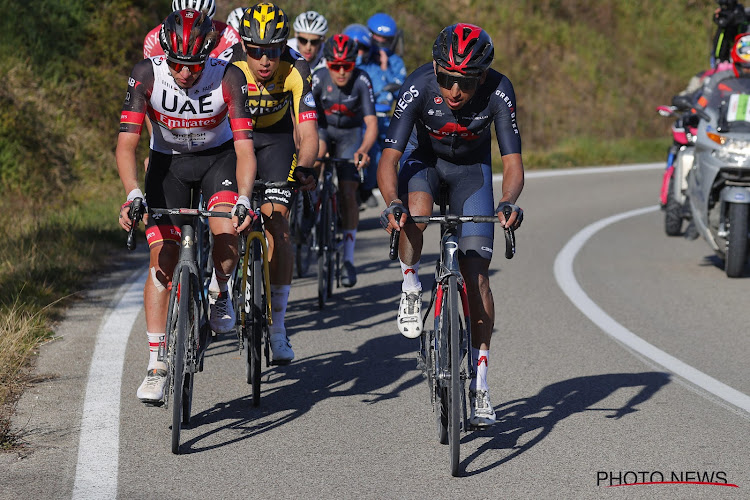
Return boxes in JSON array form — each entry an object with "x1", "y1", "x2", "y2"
[
  {"x1": 326, "y1": 196, "x2": 336, "y2": 298},
  {"x1": 317, "y1": 193, "x2": 331, "y2": 309},
  {"x1": 171, "y1": 267, "x2": 190, "y2": 454},
  {"x1": 447, "y1": 275, "x2": 462, "y2": 476},
  {"x1": 247, "y1": 239, "x2": 263, "y2": 406},
  {"x1": 435, "y1": 287, "x2": 449, "y2": 445}
]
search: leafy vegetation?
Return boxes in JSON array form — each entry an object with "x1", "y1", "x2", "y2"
[{"x1": 0, "y1": 0, "x2": 719, "y2": 446}]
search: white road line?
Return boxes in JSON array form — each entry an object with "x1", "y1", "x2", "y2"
[
  {"x1": 72, "y1": 269, "x2": 147, "y2": 500},
  {"x1": 554, "y1": 206, "x2": 750, "y2": 414}
]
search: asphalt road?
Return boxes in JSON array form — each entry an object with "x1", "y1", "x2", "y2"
[{"x1": 2, "y1": 164, "x2": 749, "y2": 499}]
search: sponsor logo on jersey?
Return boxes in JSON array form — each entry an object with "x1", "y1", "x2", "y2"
[
  {"x1": 384, "y1": 138, "x2": 398, "y2": 144},
  {"x1": 299, "y1": 110, "x2": 317, "y2": 122},
  {"x1": 128, "y1": 77, "x2": 142, "y2": 89},
  {"x1": 434, "y1": 96, "x2": 443, "y2": 104},
  {"x1": 392, "y1": 85, "x2": 420, "y2": 119},
  {"x1": 426, "y1": 122, "x2": 480, "y2": 141},
  {"x1": 303, "y1": 92, "x2": 315, "y2": 107}
]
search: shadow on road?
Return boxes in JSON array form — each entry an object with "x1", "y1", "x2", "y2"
[
  {"x1": 461, "y1": 371, "x2": 671, "y2": 475},
  {"x1": 179, "y1": 334, "x2": 424, "y2": 453}
]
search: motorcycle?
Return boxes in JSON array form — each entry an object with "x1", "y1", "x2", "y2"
[
  {"x1": 686, "y1": 80, "x2": 750, "y2": 277},
  {"x1": 656, "y1": 103, "x2": 698, "y2": 236}
]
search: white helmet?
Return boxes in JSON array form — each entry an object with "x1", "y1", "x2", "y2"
[
  {"x1": 226, "y1": 7, "x2": 245, "y2": 32},
  {"x1": 293, "y1": 11, "x2": 328, "y2": 36},
  {"x1": 171, "y1": 0, "x2": 216, "y2": 19}
]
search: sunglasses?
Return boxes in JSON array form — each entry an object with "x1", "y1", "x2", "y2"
[
  {"x1": 167, "y1": 60, "x2": 204, "y2": 74},
  {"x1": 435, "y1": 71, "x2": 480, "y2": 92},
  {"x1": 297, "y1": 36, "x2": 323, "y2": 47},
  {"x1": 245, "y1": 45, "x2": 283, "y2": 60},
  {"x1": 328, "y1": 61, "x2": 355, "y2": 72}
]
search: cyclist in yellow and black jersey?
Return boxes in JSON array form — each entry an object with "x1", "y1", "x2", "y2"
[{"x1": 234, "y1": 2, "x2": 319, "y2": 364}]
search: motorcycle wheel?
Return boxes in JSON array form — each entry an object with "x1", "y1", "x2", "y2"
[
  {"x1": 664, "y1": 177, "x2": 683, "y2": 236},
  {"x1": 725, "y1": 202, "x2": 749, "y2": 278}
]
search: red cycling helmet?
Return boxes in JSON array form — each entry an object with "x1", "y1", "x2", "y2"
[
  {"x1": 323, "y1": 34, "x2": 357, "y2": 63},
  {"x1": 432, "y1": 23, "x2": 494, "y2": 75},
  {"x1": 159, "y1": 9, "x2": 216, "y2": 65},
  {"x1": 731, "y1": 33, "x2": 750, "y2": 77}
]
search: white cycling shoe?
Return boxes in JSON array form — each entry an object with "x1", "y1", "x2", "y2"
[
  {"x1": 469, "y1": 389, "x2": 497, "y2": 426},
  {"x1": 270, "y1": 328, "x2": 294, "y2": 364},
  {"x1": 397, "y1": 290, "x2": 422, "y2": 338},
  {"x1": 137, "y1": 368, "x2": 167, "y2": 404}
]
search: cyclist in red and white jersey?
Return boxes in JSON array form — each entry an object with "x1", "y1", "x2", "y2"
[
  {"x1": 118, "y1": 9, "x2": 256, "y2": 404},
  {"x1": 143, "y1": 0, "x2": 244, "y2": 63}
]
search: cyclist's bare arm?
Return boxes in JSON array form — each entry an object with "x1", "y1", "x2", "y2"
[
  {"x1": 497, "y1": 153, "x2": 524, "y2": 228},
  {"x1": 116, "y1": 132, "x2": 142, "y2": 230},
  {"x1": 356, "y1": 114, "x2": 379, "y2": 167},
  {"x1": 376, "y1": 147, "x2": 407, "y2": 232}
]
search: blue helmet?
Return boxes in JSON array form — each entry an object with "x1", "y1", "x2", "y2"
[
  {"x1": 343, "y1": 23, "x2": 371, "y2": 49},
  {"x1": 367, "y1": 13, "x2": 397, "y2": 38}
]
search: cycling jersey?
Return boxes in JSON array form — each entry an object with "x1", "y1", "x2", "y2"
[
  {"x1": 143, "y1": 20, "x2": 243, "y2": 63},
  {"x1": 119, "y1": 56, "x2": 254, "y2": 154},
  {"x1": 312, "y1": 67, "x2": 375, "y2": 129},
  {"x1": 233, "y1": 47, "x2": 318, "y2": 131},
  {"x1": 385, "y1": 62, "x2": 521, "y2": 164}
]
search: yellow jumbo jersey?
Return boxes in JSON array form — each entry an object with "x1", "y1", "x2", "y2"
[{"x1": 233, "y1": 49, "x2": 317, "y2": 130}]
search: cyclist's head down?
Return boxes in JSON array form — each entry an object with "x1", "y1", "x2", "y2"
[
  {"x1": 731, "y1": 33, "x2": 750, "y2": 77},
  {"x1": 226, "y1": 7, "x2": 245, "y2": 32},
  {"x1": 343, "y1": 23, "x2": 371, "y2": 54},
  {"x1": 324, "y1": 34, "x2": 358, "y2": 86},
  {"x1": 367, "y1": 12, "x2": 398, "y2": 55},
  {"x1": 171, "y1": 0, "x2": 216, "y2": 19},
  {"x1": 432, "y1": 24, "x2": 494, "y2": 110},
  {"x1": 293, "y1": 11, "x2": 327, "y2": 63},
  {"x1": 159, "y1": 9, "x2": 217, "y2": 88}
]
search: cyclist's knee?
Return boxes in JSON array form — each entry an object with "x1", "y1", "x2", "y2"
[{"x1": 148, "y1": 243, "x2": 178, "y2": 291}]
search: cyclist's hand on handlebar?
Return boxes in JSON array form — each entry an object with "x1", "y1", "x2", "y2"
[
  {"x1": 496, "y1": 201, "x2": 523, "y2": 229},
  {"x1": 294, "y1": 166, "x2": 317, "y2": 191},
  {"x1": 232, "y1": 195, "x2": 255, "y2": 233},
  {"x1": 380, "y1": 200, "x2": 407, "y2": 233},
  {"x1": 119, "y1": 189, "x2": 146, "y2": 231},
  {"x1": 354, "y1": 151, "x2": 370, "y2": 169}
]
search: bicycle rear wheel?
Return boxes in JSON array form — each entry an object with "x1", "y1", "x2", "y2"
[
  {"x1": 447, "y1": 275, "x2": 462, "y2": 476},
  {"x1": 171, "y1": 268, "x2": 191, "y2": 454}
]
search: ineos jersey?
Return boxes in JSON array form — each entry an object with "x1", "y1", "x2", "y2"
[
  {"x1": 143, "y1": 20, "x2": 243, "y2": 63},
  {"x1": 119, "y1": 56, "x2": 253, "y2": 154},
  {"x1": 312, "y1": 67, "x2": 375, "y2": 129},
  {"x1": 385, "y1": 63, "x2": 521, "y2": 164}
]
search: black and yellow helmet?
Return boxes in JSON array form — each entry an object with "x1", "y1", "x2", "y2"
[{"x1": 240, "y1": 2, "x2": 290, "y2": 45}]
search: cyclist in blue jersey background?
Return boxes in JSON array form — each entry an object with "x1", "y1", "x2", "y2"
[{"x1": 359, "y1": 13, "x2": 407, "y2": 207}]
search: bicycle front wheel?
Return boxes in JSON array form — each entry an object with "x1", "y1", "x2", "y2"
[
  {"x1": 447, "y1": 275, "x2": 462, "y2": 476},
  {"x1": 171, "y1": 267, "x2": 191, "y2": 454},
  {"x1": 317, "y1": 194, "x2": 332, "y2": 309},
  {"x1": 244, "y1": 239, "x2": 263, "y2": 406}
]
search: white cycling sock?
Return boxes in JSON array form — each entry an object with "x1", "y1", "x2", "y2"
[
  {"x1": 208, "y1": 270, "x2": 220, "y2": 294},
  {"x1": 400, "y1": 260, "x2": 421, "y2": 292},
  {"x1": 343, "y1": 229, "x2": 356, "y2": 263},
  {"x1": 270, "y1": 284, "x2": 290, "y2": 332},
  {"x1": 470, "y1": 348, "x2": 489, "y2": 392},
  {"x1": 147, "y1": 332, "x2": 166, "y2": 371}
]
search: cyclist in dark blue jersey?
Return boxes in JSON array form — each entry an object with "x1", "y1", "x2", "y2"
[
  {"x1": 378, "y1": 23, "x2": 524, "y2": 427},
  {"x1": 312, "y1": 34, "x2": 378, "y2": 286}
]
